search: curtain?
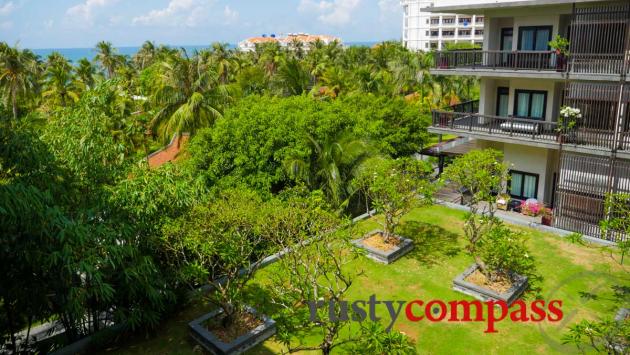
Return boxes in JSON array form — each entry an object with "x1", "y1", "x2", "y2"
[
  {"x1": 511, "y1": 173, "x2": 523, "y2": 196},
  {"x1": 521, "y1": 29, "x2": 535, "y2": 50},
  {"x1": 523, "y1": 175, "x2": 537, "y2": 198},
  {"x1": 530, "y1": 93, "x2": 545, "y2": 119},
  {"x1": 517, "y1": 93, "x2": 530, "y2": 117},
  {"x1": 498, "y1": 95, "x2": 509, "y2": 117},
  {"x1": 535, "y1": 29, "x2": 550, "y2": 51}
]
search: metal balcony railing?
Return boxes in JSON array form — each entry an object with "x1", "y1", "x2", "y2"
[
  {"x1": 433, "y1": 50, "x2": 565, "y2": 72},
  {"x1": 431, "y1": 111, "x2": 630, "y2": 151},
  {"x1": 433, "y1": 50, "x2": 630, "y2": 75}
]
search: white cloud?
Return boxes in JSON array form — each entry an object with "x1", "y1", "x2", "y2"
[
  {"x1": 298, "y1": 0, "x2": 361, "y2": 26},
  {"x1": 0, "y1": 20, "x2": 12, "y2": 29},
  {"x1": 66, "y1": 0, "x2": 117, "y2": 25},
  {"x1": 0, "y1": 1, "x2": 15, "y2": 16},
  {"x1": 222, "y1": 5, "x2": 238, "y2": 24},
  {"x1": 132, "y1": 0, "x2": 214, "y2": 27},
  {"x1": 377, "y1": 0, "x2": 400, "y2": 23}
]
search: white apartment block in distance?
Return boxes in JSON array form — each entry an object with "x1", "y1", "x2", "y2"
[{"x1": 401, "y1": 0, "x2": 485, "y2": 51}]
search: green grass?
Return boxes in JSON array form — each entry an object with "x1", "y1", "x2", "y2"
[{"x1": 100, "y1": 205, "x2": 629, "y2": 355}]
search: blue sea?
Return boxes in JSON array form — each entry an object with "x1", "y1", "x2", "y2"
[{"x1": 32, "y1": 42, "x2": 379, "y2": 63}]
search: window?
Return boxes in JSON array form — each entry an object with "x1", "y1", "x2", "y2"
[
  {"x1": 509, "y1": 171, "x2": 539, "y2": 200},
  {"x1": 518, "y1": 26, "x2": 552, "y2": 51},
  {"x1": 476, "y1": 16, "x2": 484, "y2": 23},
  {"x1": 431, "y1": 30, "x2": 439, "y2": 37},
  {"x1": 459, "y1": 17, "x2": 472, "y2": 24},
  {"x1": 404, "y1": 5, "x2": 408, "y2": 16},
  {"x1": 443, "y1": 18, "x2": 455, "y2": 24},
  {"x1": 426, "y1": 31, "x2": 429, "y2": 36},
  {"x1": 431, "y1": 18, "x2": 439, "y2": 25},
  {"x1": 425, "y1": 43, "x2": 429, "y2": 48},
  {"x1": 459, "y1": 29, "x2": 471, "y2": 36},
  {"x1": 475, "y1": 29, "x2": 484, "y2": 36},
  {"x1": 442, "y1": 30, "x2": 455, "y2": 37},
  {"x1": 426, "y1": 19, "x2": 430, "y2": 24},
  {"x1": 430, "y1": 42, "x2": 438, "y2": 49},
  {"x1": 514, "y1": 89, "x2": 547, "y2": 120}
]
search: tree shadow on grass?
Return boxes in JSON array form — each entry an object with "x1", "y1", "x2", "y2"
[{"x1": 398, "y1": 220, "x2": 461, "y2": 267}]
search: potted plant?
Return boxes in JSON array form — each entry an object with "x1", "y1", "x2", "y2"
[
  {"x1": 164, "y1": 190, "x2": 277, "y2": 355},
  {"x1": 521, "y1": 200, "x2": 542, "y2": 217},
  {"x1": 557, "y1": 106, "x2": 581, "y2": 143},
  {"x1": 352, "y1": 157, "x2": 434, "y2": 264},
  {"x1": 541, "y1": 207, "x2": 553, "y2": 226},
  {"x1": 549, "y1": 35, "x2": 570, "y2": 72},
  {"x1": 443, "y1": 150, "x2": 539, "y2": 305},
  {"x1": 496, "y1": 193, "x2": 511, "y2": 211}
]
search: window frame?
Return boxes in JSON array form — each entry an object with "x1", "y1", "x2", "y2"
[
  {"x1": 517, "y1": 25, "x2": 553, "y2": 51},
  {"x1": 509, "y1": 170, "x2": 540, "y2": 200},
  {"x1": 513, "y1": 89, "x2": 548, "y2": 120}
]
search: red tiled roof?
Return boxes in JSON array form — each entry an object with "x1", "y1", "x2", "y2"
[{"x1": 147, "y1": 133, "x2": 190, "y2": 168}]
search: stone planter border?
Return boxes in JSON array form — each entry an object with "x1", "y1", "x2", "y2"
[
  {"x1": 452, "y1": 264, "x2": 528, "y2": 306},
  {"x1": 352, "y1": 230, "x2": 414, "y2": 264},
  {"x1": 188, "y1": 305, "x2": 276, "y2": 355}
]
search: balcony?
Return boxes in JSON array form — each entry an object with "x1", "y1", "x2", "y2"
[
  {"x1": 431, "y1": 111, "x2": 630, "y2": 154},
  {"x1": 432, "y1": 50, "x2": 630, "y2": 78},
  {"x1": 432, "y1": 111, "x2": 559, "y2": 144}
]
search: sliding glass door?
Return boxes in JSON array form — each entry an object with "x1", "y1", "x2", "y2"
[
  {"x1": 514, "y1": 89, "x2": 547, "y2": 120},
  {"x1": 496, "y1": 87, "x2": 509, "y2": 117}
]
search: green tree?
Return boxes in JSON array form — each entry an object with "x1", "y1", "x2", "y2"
[
  {"x1": 42, "y1": 62, "x2": 80, "y2": 108},
  {"x1": 0, "y1": 45, "x2": 39, "y2": 119},
  {"x1": 354, "y1": 157, "x2": 434, "y2": 242},
  {"x1": 150, "y1": 53, "x2": 230, "y2": 141},
  {"x1": 284, "y1": 131, "x2": 372, "y2": 210},
  {"x1": 441, "y1": 149, "x2": 510, "y2": 275},
  {"x1": 275, "y1": 57, "x2": 311, "y2": 96},
  {"x1": 94, "y1": 41, "x2": 123, "y2": 78},
  {"x1": 75, "y1": 58, "x2": 96, "y2": 89},
  {"x1": 133, "y1": 40, "x2": 157, "y2": 70},
  {"x1": 601, "y1": 192, "x2": 630, "y2": 264}
]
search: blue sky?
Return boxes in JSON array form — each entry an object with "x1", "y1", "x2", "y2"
[{"x1": 0, "y1": 0, "x2": 403, "y2": 49}]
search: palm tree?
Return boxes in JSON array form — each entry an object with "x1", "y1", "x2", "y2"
[
  {"x1": 284, "y1": 132, "x2": 372, "y2": 209},
  {"x1": 209, "y1": 42, "x2": 233, "y2": 84},
  {"x1": 150, "y1": 53, "x2": 229, "y2": 141},
  {"x1": 94, "y1": 41, "x2": 122, "y2": 78},
  {"x1": 133, "y1": 41, "x2": 156, "y2": 70},
  {"x1": 276, "y1": 58, "x2": 311, "y2": 96},
  {"x1": 42, "y1": 64, "x2": 80, "y2": 108},
  {"x1": 0, "y1": 45, "x2": 38, "y2": 119},
  {"x1": 75, "y1": 58, "x2": 96, "y2": 89}
]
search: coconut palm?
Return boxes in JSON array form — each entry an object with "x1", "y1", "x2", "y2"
[
  {"x1": 284, "y1": 132, "x2": 373, "y2": 209},
  {"x1": 276, "y1": 58, "x2": 311, "y2": 96},
  {"x1": 133, "y1": 41, "x2": 157, "y2": 70},
  {"x1": 209, "y1": 42, "x2": 233, "y2": 84},
  {"x1": 75, "y1": 58, "x2": 96, "y2": 89},
  {"x1": 150, "y1": 53, "x2": 230, "y2": 141},
  {"x1": 42, "y1": 63, "x2": 80, "y2": 108},
  {"x1": 94, "y1": 41, "x2": 123, "y2": 78},
  {"x1": 0, "y1": 45, "x2": 39, "y2": 119}
]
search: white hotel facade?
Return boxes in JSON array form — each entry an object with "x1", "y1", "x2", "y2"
[{"x1": 401, "y1": 0, "x2": 485, "y2": 51}]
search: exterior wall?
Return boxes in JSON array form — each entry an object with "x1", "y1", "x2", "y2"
[
  {"x1": 401, "y1": 0, "x2": 483, "y2": 51},
  {"x1": 479, "y1": 77, "x2": 563, "y2": 122},
  {"x1": 473, "y1": 140, "x2": 557, "y2": 203}
]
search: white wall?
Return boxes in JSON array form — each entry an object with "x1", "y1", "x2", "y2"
[{"x1": 503, "y1": 144, "x2": 550, "y2": 202}]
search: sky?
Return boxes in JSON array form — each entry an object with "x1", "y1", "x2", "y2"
[{"x1": 0, "y1": 0, "x2": 403, "y2": 49}]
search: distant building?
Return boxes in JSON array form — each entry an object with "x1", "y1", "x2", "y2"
[
  {"x1": 238, "y1": 33, "x2": 342, "y2": 52},
  {"x1": 400, "y1": 0, "x2": 484, "y2": 51}
]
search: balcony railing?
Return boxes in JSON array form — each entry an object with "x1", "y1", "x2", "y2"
[
  {"x1": 432, "y1": 111, "x2": 560, "y2": 143},
  {"x1": 434, "y1": 50, "x2": 564, "y2": 71},
  {"x1": 433, "y1": 50, "x2": 630, "y2": 75},
  {"x1": 432, "y1": 111, "x2": 630, "y2": 151}
]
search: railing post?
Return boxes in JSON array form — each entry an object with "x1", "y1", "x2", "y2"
[
  {"x1": 509, "y1": 115, "x2": 514, "y2": 136},
  {"x1": 469, "y1": 113, "x2": 473, "y2": 131}
]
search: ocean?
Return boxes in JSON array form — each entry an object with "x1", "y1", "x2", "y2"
[{"x1": 31, "y1": 42, "x2": 379, "y2": 63}]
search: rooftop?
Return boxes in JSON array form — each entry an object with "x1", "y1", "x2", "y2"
[{"x1": 422, "y1": 0, "x2": 607, "y2": 14}]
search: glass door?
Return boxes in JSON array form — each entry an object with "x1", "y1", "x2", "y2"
[
  {"x1": 496, "y1": 87, "x2": 509, "y2": 117},
  {"x1": 510, "y1": 171, "x2": 539, "y2": 200},
  {"x1": 500, "y1": 28, "x2": 513, "y2": 67},
  {"x1": 518, "y1": 26, "x2": 552, "y2": 68}
]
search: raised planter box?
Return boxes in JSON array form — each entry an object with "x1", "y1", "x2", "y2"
[
  {"x1": 189, "y1": 306, "x2": 276, "y2": 355},
  {"x1": 352, "y1": 230, "x2": 414, "y2": 264},
  {"x1": 453, "y1": 264, "x2": 528, "y2": 306}
]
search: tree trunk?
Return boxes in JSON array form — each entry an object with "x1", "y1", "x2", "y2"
[{"x1": 12, "y1": 91, "x2": 18, "y2": 120}]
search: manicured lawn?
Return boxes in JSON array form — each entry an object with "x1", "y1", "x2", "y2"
[{"x1": 100, "y1": 205, "x2": 629, "y2": 354}]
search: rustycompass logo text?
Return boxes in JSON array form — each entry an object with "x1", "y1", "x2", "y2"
[{"x1": 308, "y1": 295, "x2": 564, "y2": 333}]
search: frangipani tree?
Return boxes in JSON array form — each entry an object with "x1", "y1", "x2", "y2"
[
  {"x1": 441, "y1": 149, "x2": 510, "y2": 275},
  {"x1": 355, "y1": 157, "x2": 434, "y2": 242}
]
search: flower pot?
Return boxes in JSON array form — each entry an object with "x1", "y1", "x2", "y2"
[{"x1": 542, "y1": 215, "x2": 552, "y2": 226}]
